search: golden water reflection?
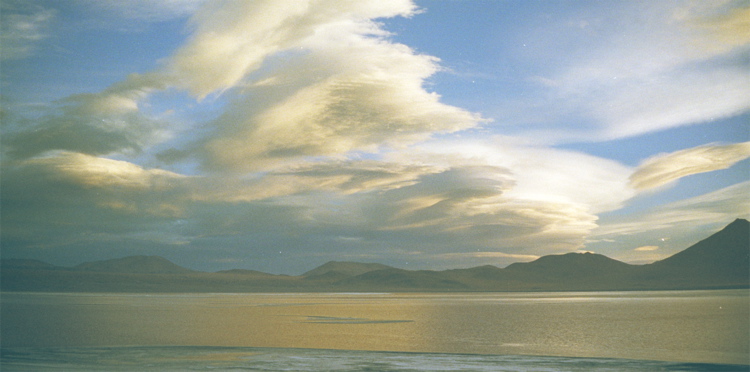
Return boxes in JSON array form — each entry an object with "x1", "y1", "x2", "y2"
[{"x1": 1, "y1": 291, "x2": 747, "y2": 365}]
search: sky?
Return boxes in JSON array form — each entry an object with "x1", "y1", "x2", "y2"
[{"x1": 1, "y1": 0, "x2": 749, "y2": 274}]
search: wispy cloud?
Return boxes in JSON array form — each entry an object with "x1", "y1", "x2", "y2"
[
  {"x1": 630, "y1": 142, "x2": 750, "y2": 190},
  {"x1": 439, "y1": 251, "x2": 540, "y2": 260},
  {"x1": 77, "y1": 0, "x2": 205, "y2": 22},
  {"x1": 595, "y1": 181, "x2": 750, "y2": 238},
  {"x1": 0, "y1": 1, "x2": 55, "y2": 60},
  {"x1": 590, "y1": 181, "x2": 749, "y2": 263},
  {"x1": 436, "y1": 251, "x2": 540, "y2": 268},
  {"x1": 507, "y1": 0, "x2": 750, "y2": 143}
]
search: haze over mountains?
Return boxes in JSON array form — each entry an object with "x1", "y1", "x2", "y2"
[{"x1": 2, "y1": 219, "x2": 748, "y2": 292}]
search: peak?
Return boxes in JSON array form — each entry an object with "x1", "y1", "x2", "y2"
[
  {"x1": 719, "y1": 218, "x2": 750, "y2": 232},
  {"x1": 652, "y1": 218, "x2": 749, "y2": 269},
  {"x1": 728, "y1": 218, "x2": 749, "y2": 227},
  {"x1": 545, "y1": 252, "x2": 612, "y2": 261},
  {"x1": 560, "y1": 252, "x2": 594, "y2": 256},
  {"x1": 506, "y1": 251, "x2": 630, "y2": 271},
  {"x1": 717, "y1": 218, "x2": 750, "y2": 236}
]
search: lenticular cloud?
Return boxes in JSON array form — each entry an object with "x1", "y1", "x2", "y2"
[{"x1": 629, "y1": 142, "x2": 750, "y2": 191}]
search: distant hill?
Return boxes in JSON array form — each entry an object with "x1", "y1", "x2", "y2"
[
  {"x1": 499, "y1": 252, "x2": 637, "y2": 290},
  {"x1": 338, "y1": 268, "x2": 469, "y2": 290},
  {"x1": 506, "y1": 252, "x2": 634, "y2": 278},
  {"x1": 302, "y1": 261, "x2": 393, "y2": 280},
  {"x1": 1, "y1": 258, "x2": 65, "y2": 271},
  {"x1": 215, "y1": 269, "x2": 283, "y2": 277},
  {"x1": 73, "y1": 255, "x2": 196, "y2": 274},
  {"x1": 2, "y1": 219, "x2": 748, "y2": 292}
]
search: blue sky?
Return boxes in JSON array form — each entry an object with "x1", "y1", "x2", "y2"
[{"x1": 2, "y1": 0, "x2": 748, "y2": 274}]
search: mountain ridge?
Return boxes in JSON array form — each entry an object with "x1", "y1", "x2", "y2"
[
  {"x1": 301, "y1": 261, "x2": 394, "y2": 279},
  {"x1": 73, "y1": 255, "x2": 197, "y2": 274},
  {"x1": 2, "y1": 219, "x2": 748, "y2": 292}
]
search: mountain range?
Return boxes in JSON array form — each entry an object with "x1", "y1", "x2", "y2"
[{"x1": 2, "y1": 219, "x2": 748, "y2": 292}]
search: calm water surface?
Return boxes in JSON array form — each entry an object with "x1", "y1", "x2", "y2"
[{"x1": 1, "y1": 290, "x2": 748, "y2": 366}]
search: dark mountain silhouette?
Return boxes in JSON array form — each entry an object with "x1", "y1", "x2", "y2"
[
  {"x1": 73, "y1": 255, "x2": 197, "y2": 274},
  {"x1": 653, "y1": 218, "x2": 749, "y2": 269},
  {"x1": 640, "y1": 218, "x2": 750, "y2": 288},
  {"x1": 2, "y1": 219, "x2": 748, "y2": 292},
  {"x1": 506, "y1": 252, "x2": 633, "y2": 278},
  {"x1": 498, "y1": 252, "x2": 637, "y2": 290}
]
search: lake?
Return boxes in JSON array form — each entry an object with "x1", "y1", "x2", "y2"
[{"x1": 1, "y1": 290, "x2": 748, "y2": 371}]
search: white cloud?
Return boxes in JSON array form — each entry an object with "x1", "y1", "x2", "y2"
[
  {"x1": 168, "y1": 0, "x2": 418, "y2": 98},
  {"x1": 188, "y1": 1, "x2": 479, "y2": 171},
  {"x1": 174, "y1": 149, "x2": 612, "y2": 257},
  {"x1": 408, "y1": 138, "x2": 636, "y2": 214},
  {"x1": 272, "y1": 139, "x2": 637, "y2": 255},
  {"x1": 630, "y1": 142, "x2": 750, "y2": 190}
]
